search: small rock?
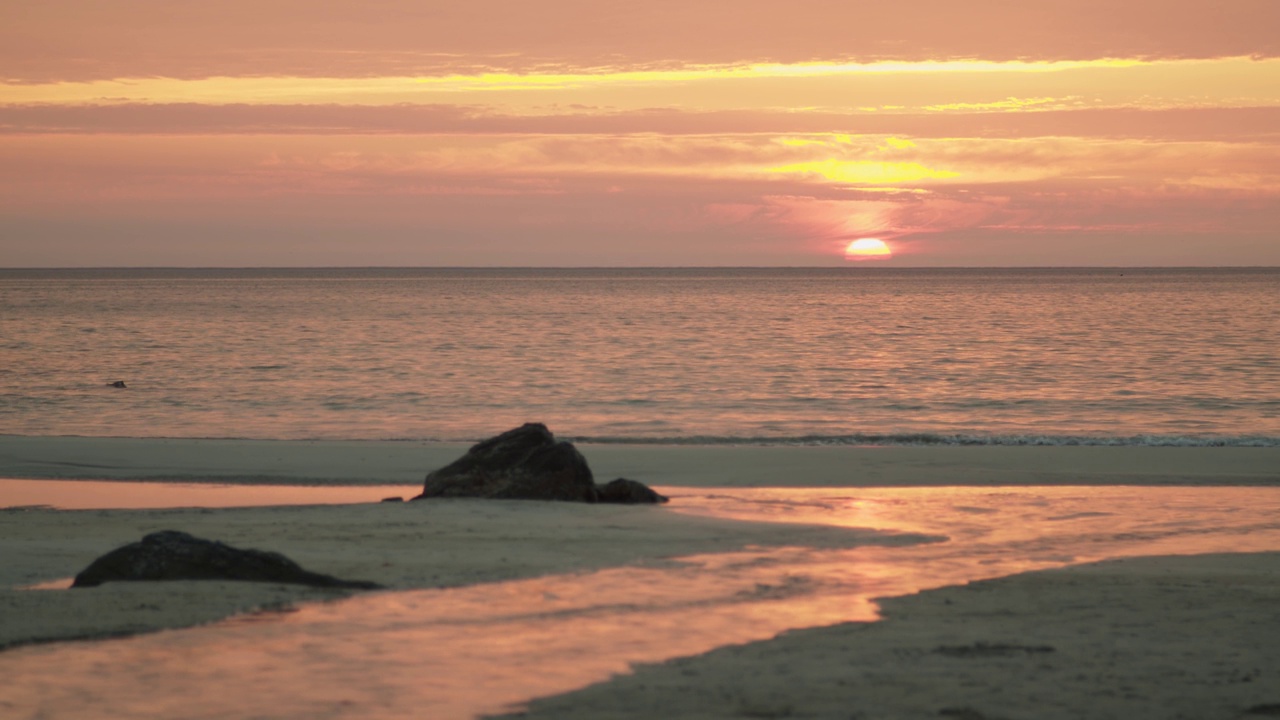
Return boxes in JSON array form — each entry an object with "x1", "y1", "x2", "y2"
[
  {"x1": 597, "y1": 478, "x2": 669, "y2": 504},
  {"x1": 72, "y1": 530, "x2": 381, "y2": 590}
]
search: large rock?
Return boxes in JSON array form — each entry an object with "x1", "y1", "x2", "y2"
[
  {"x1": 414, "y1": 423, "x2": 596, "y2": 502},
  {"x1": 71, "y1": 530, "x2": 382, "y2": 590},
  {"x1": 412, "y1": 423, "x2": 666, "y2": 503}
]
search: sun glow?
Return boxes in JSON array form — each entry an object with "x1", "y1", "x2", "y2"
[
  {"x1": 774, "y1": 160, "x2": 959, "y2": 185},
  {"x1": 845, "y1": 238, "x2": 892, "y2": 260}
]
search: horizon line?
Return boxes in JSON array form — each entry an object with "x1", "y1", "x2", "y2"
[{"x1": 2, "y1": 264, "x2": 1278, "y2": 271}]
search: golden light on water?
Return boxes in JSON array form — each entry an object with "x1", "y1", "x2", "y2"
[{"x1": 845, "y1": 238, "x2": 892, "y2": 260}]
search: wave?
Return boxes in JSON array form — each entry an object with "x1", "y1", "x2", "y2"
[
  {"x1": 5, "y1": 432, "x2": 1279, "y2": 448},
  {"x1": 567, "y1": 433, "x2": 1280, "y2": 448}
]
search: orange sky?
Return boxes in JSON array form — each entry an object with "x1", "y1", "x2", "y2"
[{"x1": 2, "y1": 0, "x2": 1278, "y2": 266}]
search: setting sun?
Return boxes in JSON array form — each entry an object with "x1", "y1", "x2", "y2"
[{"x1": 844, "y1": 238, "x2": 892, "y2": 260}]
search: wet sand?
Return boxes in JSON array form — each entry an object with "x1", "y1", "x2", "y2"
[
  {"x1": 3, "y1": 435, "x2": 1278, "y2": 487},
  {"x1": 1, "y1": 495, "x2": 923, "y2": 650},
  {"x1": 502, "y1": 552, "x2": 1280, "y2": 720},
  {"x1": 2, "y1": 438, "x2": 1279, "y2": 718}
]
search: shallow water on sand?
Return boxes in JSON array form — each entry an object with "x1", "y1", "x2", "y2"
[
  {"x1": 3, "y1": 486, "x2": 1280, "y2": 719},
  {"x1": 0, "y1": 478, "x2": 419, "y2": 510}
]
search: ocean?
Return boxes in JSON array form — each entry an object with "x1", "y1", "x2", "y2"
[{"x1": 3, "y1": 267, "x2": 1276, "y2": 445}]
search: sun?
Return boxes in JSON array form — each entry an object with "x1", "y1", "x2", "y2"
[{"x1": 844, "y1": 238, "x2": 892, "y2": 261}]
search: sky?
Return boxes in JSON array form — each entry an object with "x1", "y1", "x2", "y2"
[{"x1": 2, "y1": 0, "x2": 1279, "y2": 267}]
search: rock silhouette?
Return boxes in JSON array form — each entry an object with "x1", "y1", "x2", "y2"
[
  {"x1": 597, "y1": 478, "x2": 669, "y2": 504},
  {"x1": 413, "y1": 423, "x2": 666, "y2": 503},
  {"x1": 72, "y1": 530, "x2": 382, "y2": 590}
]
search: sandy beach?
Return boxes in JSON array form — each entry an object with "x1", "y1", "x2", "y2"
[
  {"x1": 2, "y1": 438, "x2": 1279, "y2": 718},
  {"x1": 504, "y1": 552, "x2": 1280, "y2": 720}
]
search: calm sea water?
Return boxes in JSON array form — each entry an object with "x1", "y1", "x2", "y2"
[{"x1": 2, "y1": 267, "x2": 1277, "y2": 444}]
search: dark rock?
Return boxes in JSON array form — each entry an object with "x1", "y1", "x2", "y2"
[
  {"x1": 109, "y1": 381, "x2": 126, "y2": 388},
  {"x1": 597, "y1": 478, "x2": 669, "y2": 504},
  {"x1": 412, "y1": 423, "x2": 667, "y2": 504},
  {"x1": 381, "y1": 496, "x2": 405, "y2": 503},
  {"x1": 71, "y1": 530, "x2": 382, "y2": 590},
  {"x1": 414, "y1": 423, "x2": 597, "y2": 502}
]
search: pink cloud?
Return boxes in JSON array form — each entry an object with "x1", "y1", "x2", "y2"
[
  {"x1": 3, "y1": 1, "x2": 1277, "y2": 82},
  {"x1": 4, "y1": 105, "x2": 1280, "y2": 145},
  {"x1": 4, "y1": 124, "x2": 1279, "y2": 267}
]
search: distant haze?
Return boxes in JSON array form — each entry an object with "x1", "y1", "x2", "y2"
[{"x1": 2, "y1": 1, "x2": 1278, "y2": 267}]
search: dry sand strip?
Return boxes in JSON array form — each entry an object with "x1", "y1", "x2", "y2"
[
  {"x1": 497, "y1": 552, "x2": 1280, "y2": 720},
  {"x1": 0, "y1": 499, "x2": 932, "y2": 650}
]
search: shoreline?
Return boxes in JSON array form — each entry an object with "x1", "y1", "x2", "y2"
[
  {"x1": 0, "y1": 496, "x2": 939, "y2": 651},
  {"x1": 3, "y1": 436, "x2": 1279, "y2": 487},
  {"x1": 500, "y1": 551, "x2": 1280, "y2": 720},
  {"x1": 4, "y1": 492, "x2": 1278, "y2": 718}
]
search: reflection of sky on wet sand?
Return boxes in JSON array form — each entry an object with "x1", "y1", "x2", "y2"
[
  {"x1": 0, "y1": 478, "x2": 419, "y2": 510},
  {"x1": 3, "y1": 486, "x2": 1280, "y2": 719}
]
